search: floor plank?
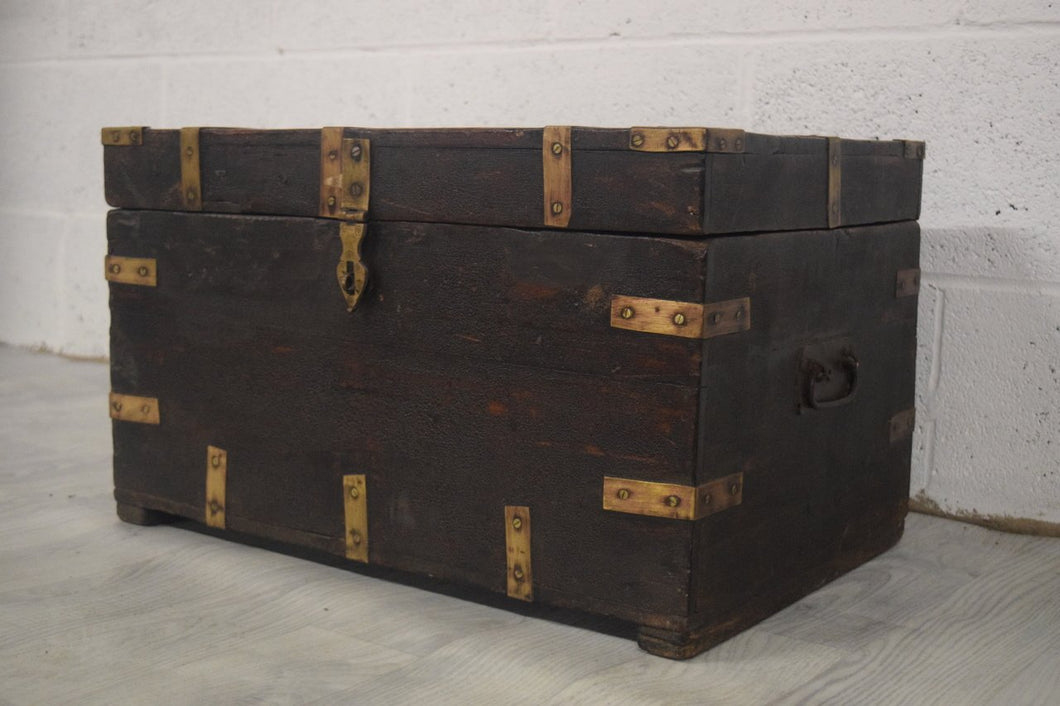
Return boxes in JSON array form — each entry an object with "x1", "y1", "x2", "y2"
[{"x1": 1, "y1": 344, "x2": 1058, "y2": 705}]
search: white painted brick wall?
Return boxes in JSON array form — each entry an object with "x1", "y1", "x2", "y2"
[{"x1": 0, "y1": 0, "x2": 1057, "y2": 526}]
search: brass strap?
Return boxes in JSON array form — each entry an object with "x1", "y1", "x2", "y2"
[
  {"x1": 320, "y1": 126, "x2": 344, "y2": 217},
  {"x1": 896, "y1": 268, "x2": 921, "y2": 298},
  {"x1": 827, "y1": 136, "x2": 842, "y2": 228},
  {"x1": 505, "y1": 505, "x2": 533, "y2": 601},
  {"x1": 105, "y1": 256, "x2": 157, "y2": 287},
  {"x1": 343, "y1": 474, "x2": 368, "y2": 562},
  {"x1": 180, "y1": 127, "x2": 202, "y2": 211},
  {"x1": 610, "y1": 295, "x2": 750, "y2": 340},
  {"x1": 603, "y1": 473, "x2": 743, "y2": 521},
  {"x1": 889, "y1": 408, "x2": 916, "y2": 443},
  {"x1": 628, "y1": 127, "x2": 745, "y2": 153},
  {"x1": 205, "y1": 445, "x2": 227, "y2": 529},
  {"x1": 109, "y1": 392, "x2": 160, "y2": 425},
  {"x1": 101, "y1": 126, "x2": 143, "y2": 146},
  {"x1": 543, "y1": 125, "x2": 572, "y2": 228}
]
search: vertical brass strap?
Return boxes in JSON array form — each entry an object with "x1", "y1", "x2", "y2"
[
  {"x1": 343, "y1": 474, "x2": 368, "y2": 563},
  {"x1": 827, "y1": 136, "x2": 842, "y2": 228},
  {"x1": 205, "y1": 445, "x2": 227, "y2": 529},
  {"x1": 543, "y1": 126, "x2": 572, "y2": 228},
  {"x1": 320, "y1": 127, "x2": 344, "y2": 217},
  {"x1": 180, "y1": 127, "x2": 202, "y2": 211},
  {"x1": 504, "y1": 505, "x2": 533, "y2": 601}
]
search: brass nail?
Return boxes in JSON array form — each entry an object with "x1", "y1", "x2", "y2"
[
  {"x1": 110, "y1": 130, "x2": 121, "y2": 143},
  {"x1": 710, "y1": 312, "x2": 722, "y2": 325},
  {"x1": 513, "y1": 566, "x2": 525, "y2": 581},
  {"x1": 141, "y1": 404, "x2": 151, "y2": 415},
  {"x1": 730, "y1": 483, "x2": 740, "y2": 496},
  {"x1": 511, "y1": 516, "x2": 522, "y2": 530},
  {"x1": 734, "y1": 138, "x2": 743, "y2": 151},
  {"x1": 734, "y1": 308, "x2": 744, "y2": 320},
  {"x1": 185, "y1": 146, "x2": 194, "y2": 157},
  {"x1": 702, "y1": 493, "x2": 712, "y2": 505},
  {"x1": 666, "y1": 135, "x2": 679, "y2": 149},
  {"x1": 350, "y1": 143, "x2": 362, "y2": 160},
  {"x1": 129, "y1": 131, "x2": 139, "y2": 144},
  {"x1": 551, "y1": 141, "x2": 563, "y2": 155},
  {"x1": 327, "y1": 195, "x2": 336, "y2": 207},
  {"x1": 718, "y1": 138, "x2": 727, "y2": 150},
  {"x1": 665, "y1": 495, "x2": 680, "y2": 507},
  {"x1": 631, "y1": 133, "x2": 645, "y2": 147},
  {"x1": 348, "y1": 485, "x2": 359, "y2": 499},
  {"x1": 109, "y1": 263, "x2": 121, "y2": 274},
  {"x1": 616, "y1": 488, "x2": 630, "y2": 500},
  {"x1": 620, "y1": 306, "x2": 634, "y2": 320},
  {"x1": 832, "y1": 154, "x2": 840, "y2": 166},
  {"x1": 112, "y1": 401, "x2": 122, "y2": 412},
  {"x1": 551, "y1": 201, "x2": 563, "y2": 215},
  {"x1": 211, "y1": 454, "x2": 221, "y2": 468},
  {"x1": 186, "y1": 189, "x2": 197, "y2": 202},
  {"x1": 350, "y1": 530, "x2": 362, "y2": 545},
  {"x1": 673, "y1": 312, "x2": 686, "y2": 326},
  {"x1": 328, "y1": 150, "x2": 338, "y2": 161},
  {"x1": 137, "y1": 266, "x2": 149, "y2": 277},
  {"x1": 209, "y1": 499, "x2": 221, "y2": 514},
  {"x1": 349, "y1": 183, "x2": 363, "y2": 197}
]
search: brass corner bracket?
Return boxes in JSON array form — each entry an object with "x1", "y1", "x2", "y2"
[
  {"x1": 603, "y1": 473, "x2": 744, "y2": 521},
  {"x1": 629, "y1": 127, "x2": 745, "y2": 153},
  {"x1": 101, "y1": 126, "x2": 144, "y2": 146},
  {"x1": 610, "y1": 295, "x2": 750, "y2": 340}
]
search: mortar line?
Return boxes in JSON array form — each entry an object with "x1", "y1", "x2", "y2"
[{"x1": 928, "y1": 286, "x2": 945, "y2": 395}]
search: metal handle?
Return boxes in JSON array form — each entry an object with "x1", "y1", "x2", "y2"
[{"x1": 804, "y1": 350, "x2": 859, "y2": 410}]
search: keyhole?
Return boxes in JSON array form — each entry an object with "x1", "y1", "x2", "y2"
[{"x1": 343, "y1": 261, "x2": 356, "y2": 294}]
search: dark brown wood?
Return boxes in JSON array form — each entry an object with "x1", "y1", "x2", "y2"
[
  {"x1": 103, "y1": 127, "x2": 923, "y2": 236},
  {"x1": 115, "y1": 500, "x2": 176, "y2": 526}
]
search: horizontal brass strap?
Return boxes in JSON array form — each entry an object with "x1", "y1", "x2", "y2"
[
  {"x1": 610, "y1": 295, "x2": 750, "y2": 340},
  {"x1": 603, "y1": 473, "x2": 744, "y2": 521}
]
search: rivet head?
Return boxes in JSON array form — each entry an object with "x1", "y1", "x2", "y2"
[
  {"x1": 551, "y1": 141, "x2": 563, "y2": 155},
  {"x1": 831, "y1": 154, "x2": 840, "y2": 167},
  {"x1": 348, "y1": 485, "x2": 359, "y2": 499},
  {"x1": 717, "y1": 137, "x2": 727, "y2": 150},
  {"x1": 511, "y1": 516, "x2": 522, "y2": 530},
  {"x1": 328, "y1": 149, "x2": 338, "y2": 161},
  {"x1": 141, "y1": 404, "x2": 151, "y2": 415},
  {"x1": 730, "y1": 482, "x2": 740, "y2": 496},
  {"x1": 350, "y1": 144, "x2": 362, "y2": 160},
  {"x1": 620, "y1": 306, "x2": 634, "y2": 320},
  {"x1": 208, "y1": 499, "x2": 221, "y2": 515},
  {"x1": 665, "y1": 495, "x2": 680, "y2": 507},
  {"x1": 109, "y1": 263, "x2": 121, "y2": 274},
  {"x1": 327, "y1": 195, "x2": 336, "y2": 207},
  {"x1": 137, "y1": 265, "x2": 149, "y2": 277},
  {"x1": 128, "y1": 131, "x2": 139, "y2": 144},
  {"x1": 211, "y1": 454, "x2": 221, "y2": 468},
  {"x1": 350, "y1": 530, "x2": 362, "y2": 545},
  {"x1": 734, "y1": 308, "x2": 744, "y2": 320},
  {"x1": 702, "y1": 493, "x2": 712, "y2": 505},
  {"x1": 631, "y1": 133, "x2": 645, "y2": 147},
  {"x1": 616, "y1": 488, "x2": 630, "y2": 500},
  {"x1": 666, "y1": 135, "x2": 679, "y2": 149},
  {"x1": 734, "y1": 138, "x2": 743, "y2": 151},
  {"x1": 110, "y1": 130, "x2": 121, "y2": 143},
  {"x1": 349, "y1": 183, "x2": 363, "y2": 198},
  {"x1": 112, "y1": 401, "x2": 123, "y2": 412},
  {"x1": 186, "y1": 189, "x2": 197, "y2": 202},
  {"x1": 512, "y1": 566, "x2": 525, "y2": 582},
  {"x1": 551, "y1": 201, "x2": 563, "y2": 215},
  {"x1": 185, "y1": 146, "x2": 194, "y2": 157},
  {"x1": 709, "y1": 312, "x2": 722, "y2": 325},
  {"x1": 673, "y1": 312, "x2": 686, "y2": 326}
]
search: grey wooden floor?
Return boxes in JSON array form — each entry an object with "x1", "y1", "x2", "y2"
[{"x1": 1, "y1": 345, "x2": 1058, "y2": 706}]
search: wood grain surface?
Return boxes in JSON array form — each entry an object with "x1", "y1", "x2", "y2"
[{"x1": 1, "y1": 345, "x2": 1057, "y2": 705}]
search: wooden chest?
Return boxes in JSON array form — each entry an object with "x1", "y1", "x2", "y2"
[{"x1": 102, "y1": 126, "x2": 923, "y2": 659}]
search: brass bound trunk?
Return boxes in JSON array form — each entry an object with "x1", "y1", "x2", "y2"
[{"x1": 103, "y1": 125, "x2": 922, "y2": 658}]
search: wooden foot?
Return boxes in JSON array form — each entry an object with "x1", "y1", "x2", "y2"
[
  {"x1": 636, "y1": 625, "x2": 722, "y2": 660},
  {"x1": 116, "y1": 501, "x2": 177, "y2": 526}
]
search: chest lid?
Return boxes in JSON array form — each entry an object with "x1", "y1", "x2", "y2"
[{"x1": 102, "y1": 125, "x2": 923, "y2": 236}]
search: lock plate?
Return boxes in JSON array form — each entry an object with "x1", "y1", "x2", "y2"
[{"x1": 337, "y1": 222, "x2": 368, "y2": 311}]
